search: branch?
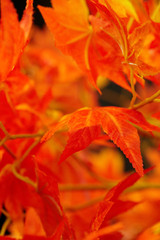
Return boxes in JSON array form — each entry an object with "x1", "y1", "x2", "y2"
[{"x1": 0, "y1": 121, "x2": 43, "y2": 144}]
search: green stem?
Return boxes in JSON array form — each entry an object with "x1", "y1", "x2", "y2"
[
  {"x1": 154, "y1": 99, "x2": 160, "y2": 103},
  {"x1": 129, "y1": 66, "x2": 137, "y2": 108},
  {"x1": 59, "y1": 182, "x2": 160, "y2": 192},
  {"x1": 2, "y1": 144, "x2": 16, "y2": 159},
  {"x1": 0, "y1": 122, "x2": 9, "y2": 136},
  {"x1": 0, "y1": 218, "x2": 11, "y2": 236},
  {"x1": 64, "y1": 195, "x2": 105, "y2": 212},
  {"x1": 59, "y1": 183, "x2": 114, "y2": 191},
  {"x1": 0, "y1": 164, "x2": 12, "y2": 178},
  {"x1": 12, "y1": 165, "x2": 37, "y2": 189},
  {"x1": 0, "y1": 136, "x2": 8, "y2": 147},
  {"x1": 9, "y1": 133, "x2": 43, "y2": 140},
  {"x1": 62, "y1": 182, "x2": 160, "y2": 212},
  {"x1": 1, "y1": 209, "x2": 10, "y2": 218},
  {"x1": 131, "y1": 90, "x2": 160, "y2": 110},
  {"x1": 15, "y1": 138, "x2": 40, "y2": 167},
  {"x1": 0, "y1": 121, "x2": 43, "y2": 144}
]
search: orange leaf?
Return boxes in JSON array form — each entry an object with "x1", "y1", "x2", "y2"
[
  {"x1": 41, "y1": 107, "x2": 160, "y2": 176},
  {"x1": 39, "y1": 1, "x2": 132, "y2": 93},
  {"x1": 0, "y1": 0, "x2": 33, "y2": 81},
  {"x1": 90, "y1": 167, "x2": 153, "y2": 232}
]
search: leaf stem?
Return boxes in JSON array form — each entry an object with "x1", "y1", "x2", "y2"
[
  {"x1": 59, "y1": 182, "x2": 160, "y2": 192},
  {"x1": 59, "y1": 183, "x2": 114, "y2": 191},
  {"x1": 64, "y1": 195, "x2": 105, "y2": 212},
  {"x1": 0, "y1": 122, "x2": 9, "y2": 136},
  {"x1": 0, "y1": 136, "x2": 8, "y2": 147},
  {"x1": 9, "y1": 133, "x2": 43, "y2": 139},
  {"x1": 2, "y1": 144, "x2": 16, "y2": 159},
  {"x1": 131, "y1": 90, "x2": 160, "y2": 110},
  {"x1": 12, "y1": 165, "x2": 37, "y2": 189},
  {"x1": 1, "y1": 208, "x2": 10, "y2": 218},
  {"x1": 15, "y1": 138, "x2": 40, "y2": 167},
  {"x1": 62, "y1": 182, "x2": 160, "y2": 212},
  {"x1": 0, "y1": 217, "x2": 11, "y2": 236},
  {"x1": 0, "y1": 164, "x2": 12, "y2": 178},
  {"x1": 129, "y1": 66, "x2": 137, "y2": 108},
  {"x1": 0, "y1": 121, "x2": 43, "y2": 144}
]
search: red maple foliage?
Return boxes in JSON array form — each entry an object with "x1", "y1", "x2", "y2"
[{"x1": 1, "y1": 0, "x2": 160, "y2": 239}]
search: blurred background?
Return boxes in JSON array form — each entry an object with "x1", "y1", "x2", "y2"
[{"x1": 12, "y1": 0, "x2": 51, "y2": 27}]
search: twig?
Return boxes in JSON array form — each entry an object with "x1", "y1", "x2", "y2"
[
  {"x1": 12, "y1": 165, "x2": 37, "y2": 189},
  {"x1": 64, "y1": 195, "x2": 105, "y2": 212},
  {"x1": 61, "y1": 182, "x2": 160, "y2": 212},
  {"x1": 15, "y1": 138, "x2": 40, "y2": 167},
  {"x1": 59, "y1": 183, "x2": 114, "y2": 191},
  {"x1": 131, "y1": 90, "x2": 160, "y2": 110},
  {"x1": 0, "y1": 122, "x2": 9, "y2": 136},
  {"x1": 0, "y1": 122, "x2": 43, "y2": 145},
  {"x1": 9, "y1": 133, "x2": 43, "y2": 139},
  {"x1": 0, "y1": 136, "x2": 8, "y2": 147},
  {"x1": 2, "y1": 144, "x2": 16, "y2": 159},
  {"x1": 59, "y1": 182, "x2": 160, "y2": 192},
  {"x1": 129, "y1": 66, "x2": 137, "y2": 108},
  {"x1": 0, "y1": 218, "x2": 11, "y2": 236},
  {"x1": 1, "y1": 208, "x2": 10, "y2": 218}
]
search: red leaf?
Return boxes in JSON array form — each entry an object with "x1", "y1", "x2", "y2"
[
  {"x1": 39, "y1": 1, "x2": 132, "y2": 93},
  {"x1": 91, "y1": 167, "x2": 153, "y2": 232},
  {"x1": 0, "y1": 0, "x2": 33, "y2": 81},
  {"x1": 59, "y1": 125, "x2": 101, "y2": 163},
  {"x1": 41, "y1": 107, "x2": 160, "y2": 175},
  {"x1": 0, "y1": 162, "x2": 63, "y2": 237}
]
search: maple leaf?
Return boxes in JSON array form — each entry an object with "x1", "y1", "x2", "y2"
[
  {"x1": 93, "y1": 1, "x2": 159, "y2": 84},
  {"x1": 39, "y1": 0, "x2": 132, "y2": 93},
  {"x1": 126, "y1": 21, "x2": 159, "y2": 79},
  {"x1": 0, "y1": 159, "x2": 64, "y2": 237},
  {"x1": 0, "y1": 0, "x2": 33, "y2": 82},
  {"x1": 41, "y1": 107, "x2": 160, "y2": 176},
  {"x1": 90, "y1": 167, "x2": 153, "y2": 234},
  {"x1": 38, "y1": 0, "x2": 91, "y2": 64}
]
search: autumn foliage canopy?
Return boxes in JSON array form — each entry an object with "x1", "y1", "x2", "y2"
[{"x1": 1, "y1": 0, "x2": 160, "y2": 239}]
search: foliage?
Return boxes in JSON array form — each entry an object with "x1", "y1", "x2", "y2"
[{"x1": 0, "y1": 0, "x2": 160, "y2": 239}]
